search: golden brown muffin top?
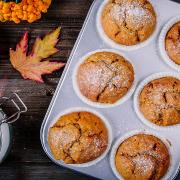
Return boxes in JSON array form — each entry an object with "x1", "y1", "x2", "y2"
[
  {"x1": 101, "y1": 0, "x2": 156, "y2": 46},
  {"x1": 48, "y1": 111, "x2": 108, "y2": 164},
  {"x1": 165, "y1": 22, "x2": 180, "y2": 65},
  {"x1": 139, "y1": 77, "x2": 180, "y2": 126},
  {"x1": 115, "y1": 134, "x2": 170, "y2": 180},
  {"x1": 77, "y1": 52, "x2": 134, "y2": 104}
]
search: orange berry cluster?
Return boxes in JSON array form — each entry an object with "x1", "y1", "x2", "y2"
[{"x1": 0, "y1": 0, "x2": 52, "y2": 23}]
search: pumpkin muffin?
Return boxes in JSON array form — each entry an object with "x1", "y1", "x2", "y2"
[
  {"x1": 139, "y1": 77, "x2": 180, "y2": 126},
  {"x1": 76, "y1": 52, "x2": 134, "y2": 104},
  {"x1": 101, "y1": 0, "x2": 156, "y2": 46},
  {"x1": 165, "y1": 22, "x2": 180, "y2": 65},
  {"x1": 48, "y1": 111, "x2": 108, "y2": 164},
  {"x1": 115, "y1": 134, "x2": 170, "y2": 180}
]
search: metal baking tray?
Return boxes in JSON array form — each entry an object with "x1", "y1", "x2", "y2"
[{"x1": 40, "y1": 0, "x2": 180, "y2": 179}]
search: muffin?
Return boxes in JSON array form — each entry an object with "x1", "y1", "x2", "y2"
[
  {"x1": 115, "y1": 134, "x2": 170, "y2": 180},
  {"x1": 139, "y1": 77, "x2": 180, "y2": 126},
  {"x1": 165, "y1": 22, "x2": 180, "y2": 65},
  {"x1": 76, "y1": 51, "x2": 134, "y2": 104},
  {"x1": 101, "y1": 0, "x2": 157, "y2": 46},
  {"x1": 48, "y1": 111, "x2": 108, "y2": 164}
]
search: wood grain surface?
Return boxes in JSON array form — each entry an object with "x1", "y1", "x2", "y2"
[{"x1": 0, "y1": 0, "x2": 179, "y2": 180}]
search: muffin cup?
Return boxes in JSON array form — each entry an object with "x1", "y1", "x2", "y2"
[
  {"x1": 159, "y1": 16, "x2": 180, "y2": 72},
  {"x1": 110, "y1": 129, "x2": 176, "y2": 180},
  {"x1": 134, "y1": 72, "x2": 180, "y2": 131},
  {"x1": 49, "y1": 107, "x2": 113, "y2": 168},
  {"x1": 96, "y1": 0, "x2": 159, "y2": 51},
  {"x1": 72, "y1": 49, "x2": 136, "y2": 108}
]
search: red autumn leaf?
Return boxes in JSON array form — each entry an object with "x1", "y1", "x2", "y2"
[{"x1": 10, "y1": 27, "x2": 65, "y2": 83}]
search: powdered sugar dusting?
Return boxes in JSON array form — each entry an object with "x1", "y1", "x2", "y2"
[
  {"x1": 110, "y1": 1, "x2": 154, "y2": 29},
  {"x1": 110, "y1": 4, "x2": 126, "y2": 25},
  {"x1": 133, "y1": 155, "x2": 155, "y2": 174},
  {"x1": 175, "y1": 40, "x2": 180, "y2": 52},
  {"x1": 177, "y1": 41, "x2": 180, "y2": 48},
  {"x1": 170, "y1": 40, "x2": 180, "y2": 54}
]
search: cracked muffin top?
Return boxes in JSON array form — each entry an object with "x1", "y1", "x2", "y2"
[
  {"x1": 165, "y1": 22, "x2": 180, "y2": 65},
  {"x1": 139, "y1": 77, "x2": 180, "y2": 126},
  {"x1": 76, "y1": 52, "x2": 134, "y2": 104},
  {"x1": 48, "y1": 111, "x2": 108, "y2": 164},
  {"x1": 101, "y1": 0, "x2": 156, "y2": 46},
  {"x1": 115, "y1": 134, "x2": 170, "y2": 180}
]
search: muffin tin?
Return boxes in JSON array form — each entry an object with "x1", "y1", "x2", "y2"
[{"x1": 40, "y1": 0, "x2": 180, "y2": 179}]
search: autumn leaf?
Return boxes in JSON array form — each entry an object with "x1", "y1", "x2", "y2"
[{"x1": 10, "y1": 27, "x2": 65, "y2": 83}]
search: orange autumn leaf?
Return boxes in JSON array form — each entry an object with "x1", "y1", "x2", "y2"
[{"x1": 10, "y1": 27, "x2": 65, "y2": 83}]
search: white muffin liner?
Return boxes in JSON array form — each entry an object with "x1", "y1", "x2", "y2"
[
  {"x1": 48, "y1": 107, "x2": 113, "y2": 168},
  {"x1": 110, "y1": 129, "x2": 176, "y2": 180},
  {"x1": 96, "y1": 0, "x2": 159, "y2": 51},
  {"x1": 159, "y1": 16, "x2": 180, "y2": 72},
  {"x1": 72, "y1": 49, "x2": 137, "y2": 108},
  {"x1": 134, "y1": 72, "x2": 180, "y2": 131}
]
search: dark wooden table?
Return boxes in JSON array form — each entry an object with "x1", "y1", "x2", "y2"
[
  {"x1": 0, "y1": 0, "x2": 95, "y2": 179},
  {"x1": 0, "y1": 0, "x2": 179, "y2": 180}
]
